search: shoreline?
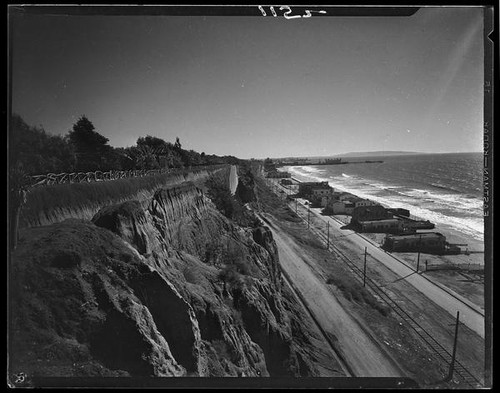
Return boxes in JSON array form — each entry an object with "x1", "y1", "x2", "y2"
[
  {"x1": 272, "y1": 167, "x2": 484, "y2": 309},
  {"x1": 257, "y1": 173, "x2": 485, "y2": 386},
  {"x1": 283, "y1": 165, "x2": 484, "y2": 265}
]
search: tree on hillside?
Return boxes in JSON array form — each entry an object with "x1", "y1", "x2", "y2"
[
  {"x1": 127, "y1": 145, "x2": 160, "y2": 170},
  {"x1": 9, "y1": 113, "x2": 77, "y2": 249},
  {"x1": 113, "y1": 147, "x2": 136, "y2": 170},
  {"x1": 135, "y1": 135, "x2": 185, "y2": 169},
  {"x1": 10, "y1": 113, "x2": 76, "y2": 175},
  {"x1": 67, "y1": 116, "x2": 112, "y2": 171},
  {"x1": 137, "y1": 135, "x2": 170, "y2": 150},
  {"x1": 174, "y1": 136, "x2": 182, "y2": 151}
]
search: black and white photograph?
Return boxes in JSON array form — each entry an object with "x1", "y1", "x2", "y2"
[{"x1": 7, "y1": 4, "x2": 493, "y2": 389}]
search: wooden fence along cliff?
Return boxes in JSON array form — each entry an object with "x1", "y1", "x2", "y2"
[{"x1": 25, "y1": 165, "x2": 226, "y2": 189}]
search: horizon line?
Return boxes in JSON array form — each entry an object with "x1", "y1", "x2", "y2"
[{"x1": 250, "y1": 150, "x2": 483, "y2": 161}]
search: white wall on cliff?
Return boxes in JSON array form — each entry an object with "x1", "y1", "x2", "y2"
[{"x1": 228, "y1": 165, "x2": 239, "y2": 196}]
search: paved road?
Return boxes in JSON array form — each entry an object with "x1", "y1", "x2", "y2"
[
  {"x1": 319, "y1": 212, "x2": 485, "y2": 339},
  {"x1": 274, "y1": 175, "x2": 485, "y2": 339},
  {"x1": 262, "y1": 214, "x2": 405, "y2": 377},
  {"x1": 282, "y1": 188, "x2": 486, "y2": 339},
  {"x1": 270, "y1": 177, "x2": 485, "y2": 339}
]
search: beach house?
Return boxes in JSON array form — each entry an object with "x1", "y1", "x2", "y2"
[
  {"x1": 266, "y1": 170, "x2": 292, "y2": 178},
  {"x1": 382, "y1": 232, "x2": 447, "y2": 253},
  {"x1": 386, "y1": 208, "x2": 411, "y2": 218},
  {"x1": 298, "y1": 181, "x2": 332, "y2": 196},
  {"x1": 355, "y1": 218, "x2": 404, "y2": 234},
  {"x1": 326, "y1": 200, "x2": 356, "y2": 215},
  {"x1": 351, "y1": 205, "x2": 391, "y2": 222}
]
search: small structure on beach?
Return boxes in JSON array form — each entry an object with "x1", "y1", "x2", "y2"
[
  {"x1": 354, "y1": 218, "x2": 404, "y2": 234},
  {"x1": 403, "y1": 220, "x2": 435, "y2": 230},
  {"x1": 323, "y1": 200, "x2": 356, "y2": 215},
  {"x1": 382, "y1": 232, "x2": 461, "y2": 255},
  {"x1": 319, "y1": 191, "x2": 344, "y2": 208},
  {"x1": 387, "y1": 208, "x2": 410, "y2": 218},
  {"x1": 266, "y1": 170, "x2": 292, "y2": 178},
  {"x1": 298, "y1": 181, "x2": 331, "y2": 196},
  {"x1": 353, "y1": 199, "x2": 377, "y2": 208},
  {"x1": 351, "y1": 205, "x2": 391, "y2": 222},
  {"x1": 322, "y1": 193, "x2": 377, "y2": 214},
  {"x1": 298, "y1": 181, "x2": 334, "y2": 206}
]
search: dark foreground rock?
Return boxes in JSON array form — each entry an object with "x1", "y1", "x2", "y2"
[{"x1": 10, "y1": 179, "x2": 341, "y2": 379}]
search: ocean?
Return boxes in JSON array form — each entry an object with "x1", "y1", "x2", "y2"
[{"x1": 285, "y1": 152, "x2": 484, "y2": 243}]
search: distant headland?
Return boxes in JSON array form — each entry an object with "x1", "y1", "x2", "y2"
[{"x1": 333, "y1": 151, "x2": 425, "y2": 158}]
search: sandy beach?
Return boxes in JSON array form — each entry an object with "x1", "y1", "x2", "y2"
[
  {"x1": 283, "y1": 166, "x2": 485, "y2": 263},
  {"x1": 271, "y1": 173, "x2": 484, "y2": 310}
]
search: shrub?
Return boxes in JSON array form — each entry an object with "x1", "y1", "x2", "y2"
[
  {"x1": 326, "y1": 275, "x2": 391, "y2": 317},
  {"x1": 205, "y1": 172, "x2": 259, "y2": 228}
]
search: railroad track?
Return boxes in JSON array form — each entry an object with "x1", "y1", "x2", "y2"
[
  {"x1": 293, "y1": 204, "x2": 482, "y2": 387},
  {"x1": 263, "y1": 178, "x2": 483, "y2": 387}
]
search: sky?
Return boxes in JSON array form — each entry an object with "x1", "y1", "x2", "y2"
[{"x1": 10, "y1": 6, "x2": 485, "y2": 159}]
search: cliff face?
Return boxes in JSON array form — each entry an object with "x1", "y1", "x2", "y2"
[{"x1": 10, "y1": 173, "x2": 331, "y2": 379}]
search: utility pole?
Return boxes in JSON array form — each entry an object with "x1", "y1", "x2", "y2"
[
  {"x1": 307, "y1": 206, "x2": 310, "y2": 229},
  {"x1": 363, "y1": 247, "x2": 367, "y2": 287},
  {"x1": 416, "y1": 234, "x2": 422, "y2": 272},
  {"x1": 446, "y1": 311, "x2": 460, "y2": 382},
  {"x1": 326, "y1": 221, "x2": 330, "y2": 250}
]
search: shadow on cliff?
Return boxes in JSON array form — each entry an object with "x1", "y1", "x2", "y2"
[{"x1": 9, "y1": 166, "x2": 337, "y2": 380}]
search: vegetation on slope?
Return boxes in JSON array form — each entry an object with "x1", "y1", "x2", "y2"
[
  {"x1": 19, "y1": 166, "x2": 216, "y2": 229},
  {"x1": 9, "y1": 113, "x2": 242, "y2": 177}
]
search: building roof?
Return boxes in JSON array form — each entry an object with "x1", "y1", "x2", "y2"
[
  {"x1": 359, "y1": 219, "x2": 401, "y2": 224},
  {"x1": 300, "y1": 181, "x2": 329, "y2": 186},
  {"x1": 386, "y1": 232, "x2": 444, "y2": 239}
]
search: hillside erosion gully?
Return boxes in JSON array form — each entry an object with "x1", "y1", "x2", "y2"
[{"x1": 10, "y1": 164, "x2": 344, "y2": 380}]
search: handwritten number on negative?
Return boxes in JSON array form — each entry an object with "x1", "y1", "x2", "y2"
[
  {"x1": 12, "y1": 372, "x2": 29, "y2": 386},
  {"x1": 258, "y1": 6, "x2": 326, "y2": 19}
]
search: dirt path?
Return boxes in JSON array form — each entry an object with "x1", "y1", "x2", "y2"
[{"x1": 260, "y1": 213, "x2": 405, "y2": 377}]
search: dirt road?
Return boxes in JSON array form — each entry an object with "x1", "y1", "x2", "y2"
[{"x1": 261, "y1": 214, "x2": 405, "y2": 377}]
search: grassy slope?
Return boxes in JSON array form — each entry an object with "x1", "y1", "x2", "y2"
[{"x1": 20, "y1": 167, "x2": 227, "y2": 228}]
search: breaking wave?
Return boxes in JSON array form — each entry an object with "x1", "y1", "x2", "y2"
[{"x1": 286, "y1": 154, "x2": 484, "y2": 242}]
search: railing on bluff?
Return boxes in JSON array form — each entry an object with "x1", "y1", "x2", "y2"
[{"x1": 26, "y1": 164, "x2": 227, "y2": 189}]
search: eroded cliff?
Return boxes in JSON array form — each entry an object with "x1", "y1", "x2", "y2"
[{"x1": 10, "y1": 169, "x2": 340, "y2": 379}]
